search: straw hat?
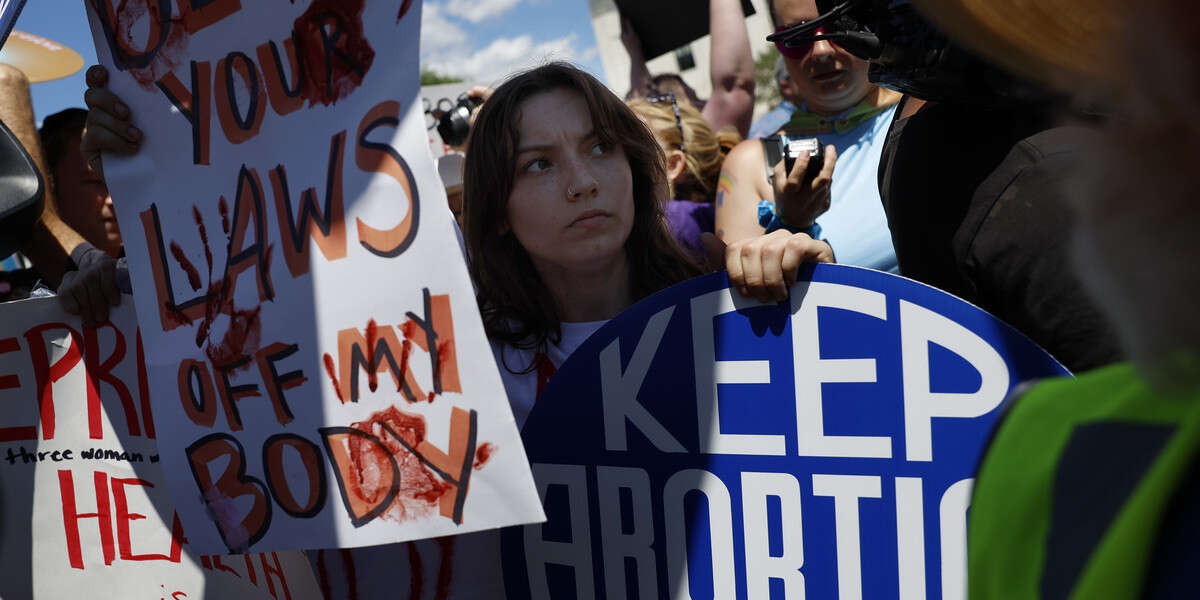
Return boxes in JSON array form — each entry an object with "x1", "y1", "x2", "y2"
[
  {"x1": 0, "y1": 30, "x2": 84, "y2": 83},
  {"x1": 909, "y1": 0, "x2": 1116, "y2": 89}
]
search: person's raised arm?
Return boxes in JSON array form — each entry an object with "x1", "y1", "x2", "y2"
[
  {"x1": 714, "y1": 139, "x2": 772, "y2": 242},
  {"x1": 0, "y1": 63, "x2": 84, "y2": 286},
  {"x1": 702, "y1": 0, "x2": 756, "y2": 137},
  {"x1": 0, "y1": 62, "x2": 126, "y2": 325},
  {"x1": 619, "y1": 14, "x2": 651, "y2": 98},
  {"x1": 716, "y1": 137, "x2": 839, "y2": 243}
]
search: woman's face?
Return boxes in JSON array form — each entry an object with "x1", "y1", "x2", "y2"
[
  {"x1": 506, "y1": 88, "x2": 635, "y2": 277},
  {"x1": 774, "y1": 0, "x2": 872, "y2": 114}
]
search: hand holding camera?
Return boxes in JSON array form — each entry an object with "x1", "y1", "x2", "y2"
[
  {"x1": 437, "y1": 93, "x2": 483, "y2": 148},
  {"x1": 436, "y1": 86, "x2": 492, "y2": 149},
  {"x1": 764, "y1": 135, "x2": 838, "y2": 228}
]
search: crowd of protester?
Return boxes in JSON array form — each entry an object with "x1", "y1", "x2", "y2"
[{"x1": 1, "y1": 0, "x2": 1197, "y2": 596}]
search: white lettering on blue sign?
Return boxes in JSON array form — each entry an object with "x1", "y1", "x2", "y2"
[
  {"x1": 939, "y1": 478, "x2": 974, "y2": 600},
  {"x1": 506, "y1": 268, "x2": 1069, "y2": 599},
  {"x1": 600, "y1": 306, "x2": 685, "y2": 453},
  {"x1": 812, "y1": 474, "x2": 882, "y2": 600},
  {"x1": 524, "y1": 463, "x2": 593, "y2": 599},
  {"x1": 597, "y1": 466, "x2": 657, "y2": 598},
  {"x1": 901, "y1": 300, "x2": 1010, "y2": 462},
  {"x1": 741, "y1": 472, "x2": 806, "y2": 597},
  {"x1": 692, "y1": 288, "x2": 780, "y2": 456},
  {"x1": 896, "y1": 476, "x2": 927, "y2": 599},
  {"x1": 794, "y1": 282, "x2": 891, "y2": 458},
  {"x1": 664, "y1": 469, "x2": 736, "y2": 599}
]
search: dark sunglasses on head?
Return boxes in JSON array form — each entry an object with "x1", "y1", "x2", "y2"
[
  {"x1": 774, "y1": 24, "x2": 837, "y2": 59},
  {"x1": 645, "y1": 93, "x2": 686, "y2": 153}
]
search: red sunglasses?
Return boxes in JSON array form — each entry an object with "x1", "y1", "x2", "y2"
[{"x1": 774, "y1": 24, "x2": 837, "y2": 59}]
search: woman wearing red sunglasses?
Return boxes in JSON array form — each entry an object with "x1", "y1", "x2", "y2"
[{"x1": 716, "y1": 0, "x2": 901, "y2": 274}]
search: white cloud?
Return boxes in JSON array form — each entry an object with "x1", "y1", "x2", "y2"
[
  {"x1": 424, "y1": 33, "x2": 583, "y2": 84},
  {"x1": 443, "y1": 0, "x2": 523, "y2": 24},
  {"x1": 421, "y1": 2, "x2": 468, "y2": 55}
]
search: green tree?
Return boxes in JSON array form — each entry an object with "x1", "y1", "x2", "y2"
[
  {"x1": 420, "y1": 68, "x2": 463, "y2": 86},
  {"x1": 754, "y1": 50, "x2": 782, "y2": 109}
]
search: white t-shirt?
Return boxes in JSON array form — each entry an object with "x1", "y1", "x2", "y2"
[
  {"x1": 312, "y1": 320, "x2": 608, "y2": 599},
  {"x1": 490, "y1": 320, "x2": 608, "y2": 429}
]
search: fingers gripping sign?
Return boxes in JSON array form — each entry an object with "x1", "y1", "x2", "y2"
[
  {"x1": 82, "y1": 65, "x2": 143, "y2": 179},
  {"x1": 702, "y1": 230, "x2": 836, "y2": 304},
  {"x1": 58, "y1": 244, "x2": 124, "y2": 327}
]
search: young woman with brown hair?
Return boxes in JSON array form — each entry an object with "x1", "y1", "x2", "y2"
[{"x1": 461, "y1": 62, "x2": 832, "y2": 429}]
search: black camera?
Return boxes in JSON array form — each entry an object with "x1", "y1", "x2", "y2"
[
  {"x1": 436, "y1": 93, "x2": 483, "y2": 147},
  {"x1": 763, "y1": 134, "x2": 824, "y2": 187}
]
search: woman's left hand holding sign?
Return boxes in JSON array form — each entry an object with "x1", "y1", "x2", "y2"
[{"x1": 81, "y1": 65, "x2": 142, "y2": 177}]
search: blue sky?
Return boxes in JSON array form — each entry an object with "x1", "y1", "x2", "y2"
[
  {"x1": 420, "y1": 0, "x2": 604, "y2": 84},
  {"x1": 13, "y1": 0, "x2": 605, "y2": 122},
  {"x1": 12, "y1": 1, "x2": 98, "y2": 122}
]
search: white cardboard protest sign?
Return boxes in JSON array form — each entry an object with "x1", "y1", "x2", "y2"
[
  {"x1": 0, "y1": 298, "x2": 322, "y2": 599},
  {"x1": 83, "y1": 0, "x2": 542, "y2": 554}
]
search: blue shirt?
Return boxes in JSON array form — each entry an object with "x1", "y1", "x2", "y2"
[
  {"x1": 749, "y1": 100, "x2": 797, "y2": 140},
  {"x1": 802, "y1": 103, "x2": 898, "y2": 273}
]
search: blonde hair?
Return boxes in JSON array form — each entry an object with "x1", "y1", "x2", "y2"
[{"x1": 628, "y1": 98, "x2": 741, "y2": 204}]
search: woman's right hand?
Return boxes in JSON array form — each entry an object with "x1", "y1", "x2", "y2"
[
  {"x1": 772, "y1": 144, "x2": 838, "y2": 227},
  {"x1": 703, "y1": 229, "x2": 836, "y2": 304},
  {"x1": 80, "y1": 65, "x2": 142, "y2": 179}
]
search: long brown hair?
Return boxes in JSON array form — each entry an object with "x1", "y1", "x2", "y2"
[{"x1": 462, "y1": 62, "x2": 702, "y2": 361}]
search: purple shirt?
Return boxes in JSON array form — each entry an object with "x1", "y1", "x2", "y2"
[{"x1": 665, "y1": 199, "x2": 715, "y2": 264}]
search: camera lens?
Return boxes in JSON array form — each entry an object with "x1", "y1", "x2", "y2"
[
  {"x1": 437, "y1": 95, "x2": 482, "y2": 147},
  {"x1": 437, "y1": 107, "x2": 471, "y2": 146}
]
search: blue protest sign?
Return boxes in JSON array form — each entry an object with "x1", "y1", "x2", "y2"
[{"x1": 501, "y1": 264, "x2": 1068, "y2": 599}]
